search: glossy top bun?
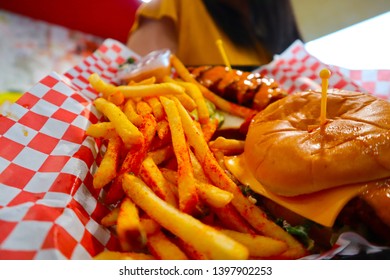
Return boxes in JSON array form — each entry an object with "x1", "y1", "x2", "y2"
[{"x1": 244, "y1": 90, "x2": 390, "y2": 196}]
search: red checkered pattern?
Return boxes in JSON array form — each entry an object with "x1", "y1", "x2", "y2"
[
  {"x1": 0, "y1": 39, "x2": 388, "y2": 260},
  {"x1": 0, "y1": 39, "x2": 139, "y2": 260},
  {"x1": 255, "y1": 40, "x2": 390, "y2": 100}
]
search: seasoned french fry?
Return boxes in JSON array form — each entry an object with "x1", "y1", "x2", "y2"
[
  {"x1": 136, "y1": 101, "x2": 153, "y2": 116},
  {"x1": 117, "y1": 83, "x2": 186, "y2": 98},
  {"x1": 164, "y1": 76, "x2": 210, "y2": 124},
  {"x1": 107, "y1": 90, "x2": 125, "y2": 106},
  {"x1": 94, "y1": 97, "x2": 143, "y2": 148},
  {"x1": 169, "y1": 92, "x2": 197, "y2": 112},
  {"x1": 122, "y1": 173, "x2": 249, "y2": 260},
  {"x1": 220, "y1": 229, "x2": 288, "y2": 258},
  {"x1": 94, "y1": 251, "x2": 154, "y2": 260},
  {"x1": 147, "y1": 230, "x2": 188, "y2": 260},
  {"x1": 211, "y1": 204, "x2": 255, "y2": 234},
  {"x1": 140, "y1": 217, "x2": 160, "y2": 236},
  {"x1": 101, "y1": 208, "x2": 161, "y2": 235},
  {"x1": 92, "y1": 134, "x2": 122, "y2": 189},
  {"x1": 201, "y1": 118, "x2": 219, "y2": 142},
  {"x1": 117, "y1": 197, "x2": 147, "y2": 252},
  {"x1": 196, "y1": 181, "x2": 234, "y2": 208},
  {"x1": 189, "y1": 149, "x2": 210, "y2": 183},
  {"x1": 139, "y1": 156, "x2": 178, "y2": 207},
  {"x1": 100, "y1": 207, "x2": 120, "y2": 227},
  {"x1": 212, "y1": 149, "x2": 228, "y2": 171},
  {"x1": 173, "y1": 97, "x2": 307, "y2": 259},
  {"x1": 89, "y1": 73, "x2": 117, "y2": 99},
  {"x1": 105, "y1": 114, "x2": 157, "y2": 204},
  {"x1": 86, "y1": 122, "x2": 117, "y2": 139},
  {"x1": 123, "y1": 99, "x2": 143, "y2": 127},
  {"x1": 209, "y1": 136, "x2": 245, "y2": 155},
  {"x1": 160, "y1": 96, "x2": 198, "y2": 214},
  {"x1": 160, "y1": 168, "x2": 233, "y2": 209},
  {"x1": 176, "y1": 239, "x2": 209, "y2": 260},
  {"x1": 145, "y1": 96, "x2": 165, "y2": 121},
  {"x1": 147, "y1": 145, "x2": 174, "y2": 166},
  {"x1": 156, "y1": 119, "x2": 171, "y2": 141},
  {"x1": 170, "y1": 55, "x2": 257, "y2": 119}
]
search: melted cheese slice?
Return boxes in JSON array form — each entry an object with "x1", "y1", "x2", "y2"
[{"x1": 225, "y1": 155, "x2": 367, "y2": 227}]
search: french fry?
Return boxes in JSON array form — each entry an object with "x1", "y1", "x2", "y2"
[
  {"x1": 211, "y1": 204, "x2": 256, "y2": 234},
  {"x1": 100, "y1": 207, "x2": 120, "y2": 227},
  {"x1": 156, "y1": 119, "x2": 171, "y2": 141},
  {"x1": 89, "y1": 73, "x2": 117, "y2": 99},
  {"x1": 176, "y1": 239, "x2": 209, "y2": 260},
  {"x1": 107, "y1": 90, "x2": 125, "y2": 106},
  {"x1": 94, "y1": 97, "x2": 143, "y2": 148},
  {"x1": 173, "y1": 97, "x2": 307, "y2": 259},
  {"x1": 169, "y1": 92, "x2": 197, "y2": 112},
  {"x1": 122, "y1": 173, "x2": 249, "y2": 260},
  {"x1": 128, "y1": 76, "x2": 156, "y2": 86},
  {"x1": 201, "y1": 118, "x2": 219, "y2": 142},
  {"x1": 164, "y1": 76, "x2": 210, "y2": 124},
  {"x1": 136, "y1": 101, "x2": 153, "y2": 116},
  {"x1": 101, "y1": 208, "x2": 161, "y2": 235},
  {"x1": 220, "y1": 229, "x2": 288, "y2": 258},
  {"x1": 212, "y1": 149, "x2": 228, "y2": 171},
  {"x1": 145, "y1": 97, "x2": 165, "y2": 121},
  {"x1": 117, "y1": 83, "x2": 186, "y2": 98},
  {"x1": 116, "y1": 197, "x2": 147, "y2": 252},
  {"x1": 105, "y1": 114, "x2": 157, "y2": 204},
  {"x1": 147, "y1": 230, "x2": 188, "y2": 260},
  {"x1": 92, "y1": 134, "x2": 122, "y2": 189},
  {"x1": 120, "y1": 113, "x2": 157, "y2": 175},
  {"x1": 140, "y1": 217, "x2": 160, "y2": 236},
  {"x1": 123, "y1": 99, "x2": 143, "y2": 127},
  {"x1": 86, "y1": 122, "x2": 117, "y2": 139},
  {"x1": 160, "y1": 96, "x2": 198, "y2": 214},
  {"x1": 94, "y1": 251, "x2": 154, "y2": 260},
  {"x1": 160, "y1": 168, "x2": 233, "y2": 209},
  {"x1": 196, "y1": 181, "x2": 234, "y2": 208},
  {"x1": 139, "y1": 156, "x2": 178, "y2": 207},
  {"x1": 189, "y1": 149, "x2": 210, "y2": 183},
  {"x1": 209, "y1": 136, "x2": 245, "y2": 155},
  {"x1": 170, "y1": 54, "x2": 257, "y2": 119},
  {"x1": 147, "y1": 145, "x2": 174, "y2": 166}
]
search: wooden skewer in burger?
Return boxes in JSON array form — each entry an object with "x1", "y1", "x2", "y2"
[{"x1": 226, "y1": 69, "x2": 390, "y2": 251}]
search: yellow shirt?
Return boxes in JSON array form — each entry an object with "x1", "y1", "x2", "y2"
[{"x1": 130, "y1": 0, "x2": 271, "y2": 66}]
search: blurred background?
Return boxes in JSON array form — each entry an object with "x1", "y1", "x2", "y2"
[
  {"x1": 1, "y1": 0, "x2": 389, "y2": 43},
  {"x1": 0, "y1": 0, "x2": 389, "y2": 102}
]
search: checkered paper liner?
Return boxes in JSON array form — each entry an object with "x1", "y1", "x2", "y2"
[
  {"x1": 255, "y1": 40, "x2": 390, "y2": 100},
  {"x1": 0, "y1": 39, "x2": 389, "y2": 260}
]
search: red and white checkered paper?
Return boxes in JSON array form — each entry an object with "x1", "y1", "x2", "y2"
[
  {"x1": 255, "y1": 40, "x2": 390, "y2": 100},
  {"x1": 0, "y1": 39, "x2": 389, "y2": 260}
]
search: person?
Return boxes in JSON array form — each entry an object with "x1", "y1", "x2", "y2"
[{"x1": 126, "y1": 0, "x2": 302, "y2": 67}]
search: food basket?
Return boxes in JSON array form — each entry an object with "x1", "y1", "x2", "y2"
[{"x1": 0, "y1": 38, "x2": 389, "y2": 260}]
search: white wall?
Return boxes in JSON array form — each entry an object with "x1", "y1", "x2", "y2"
[{"x1": 291, "y1": 0, "x2": 390, "y2": 41}]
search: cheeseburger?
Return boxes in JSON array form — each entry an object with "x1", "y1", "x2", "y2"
[{"x1": 226, "y1": 89, "x2": 390, "y2": 251}]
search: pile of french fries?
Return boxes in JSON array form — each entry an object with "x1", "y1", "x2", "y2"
[{"x1": 89, "y1": 55, "x2": 307, "y2": 260}]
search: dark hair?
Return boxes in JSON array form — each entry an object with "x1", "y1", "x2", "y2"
[{"x1": 202, "y1": 0, "x2": 302, "y2": 55}]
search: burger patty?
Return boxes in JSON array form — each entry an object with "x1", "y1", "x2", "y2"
[
  {"x1": 260, "y1": 185, "x2": 390, "y2": 250},
  {"x1": 338, "y1": 188, "x2": 390, "y2": 246}
]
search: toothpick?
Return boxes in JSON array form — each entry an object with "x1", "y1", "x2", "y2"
[
  {"x1": 216, "y1": 39, "x2": 231, "y2": 71},
  {"x1": 319, "y1": 68, "x2": 331, "y2": 126}
]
